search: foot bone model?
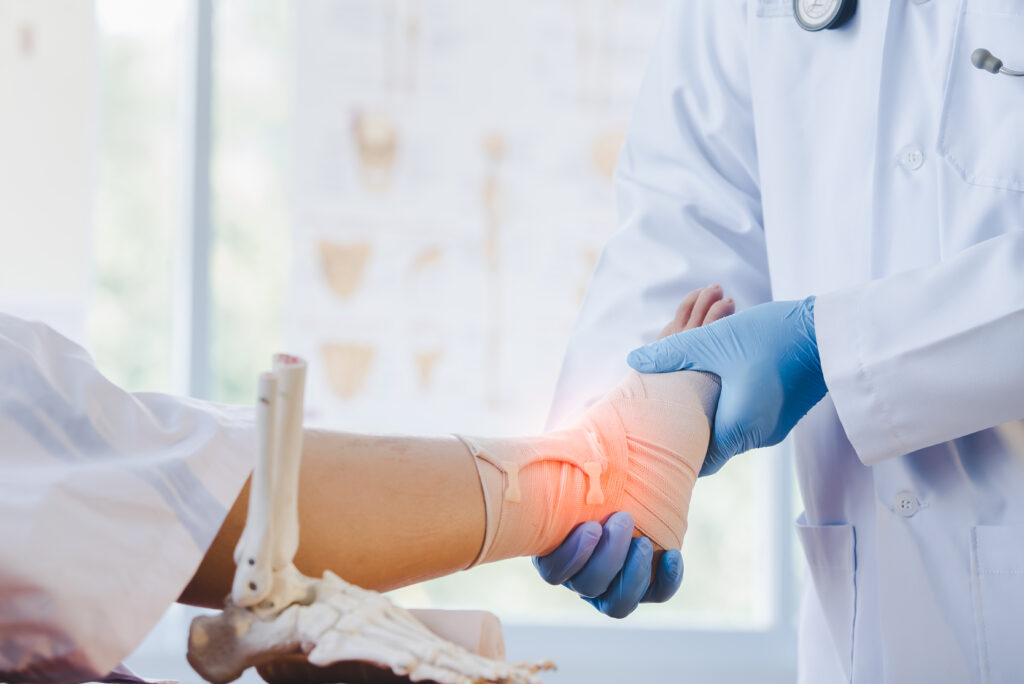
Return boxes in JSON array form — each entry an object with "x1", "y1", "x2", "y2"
[{"x1": 187, "y1": 354, "x2": 553, "y2": 684}]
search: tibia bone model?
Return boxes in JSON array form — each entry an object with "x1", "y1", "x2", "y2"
[
  {"x1": 188, "y1": 354, "x2": 554, "y2": 684},
  {"x1": 230, "y1": 356, "x2": 313, "y2": 616}
]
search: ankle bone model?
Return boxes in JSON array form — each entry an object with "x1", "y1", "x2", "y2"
[{"x1": 188, "y1": 355, "x2": 553, "y2": 684}]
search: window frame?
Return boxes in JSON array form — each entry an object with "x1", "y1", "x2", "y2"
[{"x1": 172, "y1": 0, "x2": 213, "y2": 400}]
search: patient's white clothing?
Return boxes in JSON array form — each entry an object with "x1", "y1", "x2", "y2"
[{"x1": 0, "y1": 314, "x2": 253, "y2": 683}]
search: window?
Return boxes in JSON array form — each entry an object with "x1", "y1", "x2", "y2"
[
  {"x1": 92, "y1": 0, "x2": 187, "y2": 393},
  {"x1": 89, "y1": 2, "x2": 800, "y2": 681}
]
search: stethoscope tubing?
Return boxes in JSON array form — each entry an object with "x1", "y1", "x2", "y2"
[{"x1": 798, "y1": 12, "x2": 1024, "y2": 79}]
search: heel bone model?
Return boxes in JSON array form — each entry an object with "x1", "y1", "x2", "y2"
[{"x1": 187, "y1": 355, "x2": 554, "y2": 684}]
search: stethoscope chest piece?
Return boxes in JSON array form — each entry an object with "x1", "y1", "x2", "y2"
[{"x1": 794, "y1": 0, "x2": 857, "y2": 31}]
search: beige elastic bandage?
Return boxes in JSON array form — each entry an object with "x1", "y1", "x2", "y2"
[{"x1": 458, "y1": 370, "x2": 720, "y2": 567}]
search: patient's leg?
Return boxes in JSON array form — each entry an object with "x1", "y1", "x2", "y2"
[{"x1": 182, "y1": 287, "x2": 733, "y2": 607}]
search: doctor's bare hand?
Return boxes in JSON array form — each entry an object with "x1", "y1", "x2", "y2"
[{"x1": 628, "y1": 296, "x2": 827, "y2": 476}]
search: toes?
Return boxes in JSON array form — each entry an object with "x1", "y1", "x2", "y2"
[
  {"x1": 658, "y1": 289, "x2": 703, "y2": 339},
  {"x1": 686, "y1": 285, "x2": 723, "y2": 329},
  {"x1": 658, "y1": 286, "x2": 731, "y2": 339},
  {"x1": 703, "y1": 297, "x2": 735, "y2": 325}
]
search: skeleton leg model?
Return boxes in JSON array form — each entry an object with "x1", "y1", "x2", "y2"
[
  {"x1": 230, "y1": 358, "x2": 313, "y2": 616},
  {"x1": 188, "y1": 355, "x2": 553, "y2": 684}
]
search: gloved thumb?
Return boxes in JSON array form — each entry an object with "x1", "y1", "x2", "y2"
[{"x1": 627, "y1": 328, "x2": 712, "y2": 374}]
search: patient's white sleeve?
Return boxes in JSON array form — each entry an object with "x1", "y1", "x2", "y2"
[
  {"x1": 816, "y1": 231, "x2": 1024, "y2": 465},
  {"x1": 0, "y1": 314, "x2": 254, "y2": 683}
]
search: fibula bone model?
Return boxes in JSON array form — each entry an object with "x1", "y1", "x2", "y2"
[{"x1": 187, "y1": 354, "x2": 554, "y2": 684}]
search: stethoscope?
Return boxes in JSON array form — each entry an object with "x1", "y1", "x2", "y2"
[
  {"x1": 794, "y1": 0, "x2": 1024, "y2": 78},
  {"x1": 793, "y1": 0, "x2": 857, "y2": 31}
]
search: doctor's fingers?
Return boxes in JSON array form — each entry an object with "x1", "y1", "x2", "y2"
[
  {"x1": 628, "y1": 326, "x2": 717, "y2": 374},
  {"x1": 697, "y1": 396, "x2": 736, "y2": 477},
  {"x1": 641, "y1": 548, "x2": 683, "y2": 604},
  {"x1": 697, "y1": 395, "x2": 756, "y2": 476},
  {"x1": 584, "y1": 537, "x2": 655, "y2": 619},
  {"x1": 533, "y1": 521, "x2": 602, "y2": 586},
  {"x1": 563, "y1": 511, "x2": 635, "y2": 598}
]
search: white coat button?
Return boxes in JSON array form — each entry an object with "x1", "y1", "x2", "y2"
[
  {"x1": 898, "y1": 146, "x2": 924, "y2": 171},
  {"x1": 894, "y1": 491, "x2": 920, "y2": 517}
]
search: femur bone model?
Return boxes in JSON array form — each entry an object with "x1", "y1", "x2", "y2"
[{"x1": 186, "y1": 354, "x2": 553, "y2": 684}]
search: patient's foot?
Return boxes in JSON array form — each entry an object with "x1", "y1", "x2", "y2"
[
  {"x1": 461, "y1": 287, "x2": 732, "y2": 565},
  {"x1": 657, "y1": 283, "x2": 734, "y2": 338}
]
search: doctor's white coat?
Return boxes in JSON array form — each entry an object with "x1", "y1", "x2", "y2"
[{"x1": 550, "y1": 1, "x2": 1024, "y2": 682}]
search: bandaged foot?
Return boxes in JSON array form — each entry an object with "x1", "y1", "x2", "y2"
[
  {"x1": 460, "y1": 284, "x2": 733, "y2": 566},
  {"x1": 459, "y1": 368, "x2": 719, "y2": 565}
]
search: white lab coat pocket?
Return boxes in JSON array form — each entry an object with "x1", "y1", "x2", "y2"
[
  {"x1": 796, "y1": 515, "x2": 857, "y2": 680},
  {"x1": 939, "y1": 0, "x2": 1024, "y2": 192},
  {"x1": 970, "y1": 525, "x2": 1024, "y2": 684}
]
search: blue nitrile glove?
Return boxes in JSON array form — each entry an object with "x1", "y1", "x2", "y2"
[
  {"x1": 533, "y1": 512, "x2": 684, "y2": 618},
  {"x1": 627, "y1": 296, "x2": 827, "y2": 476}
]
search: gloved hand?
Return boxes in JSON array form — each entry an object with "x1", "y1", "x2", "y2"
[
  {"x1": 533, "y1": 512, "x2": 684, "y2": 618},
  {"x1": 627, "y1": 296, "x2": 827, "y2": 476}
]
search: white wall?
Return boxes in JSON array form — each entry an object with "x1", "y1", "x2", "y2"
[{"x1": 0, "y1": 0, "x2": 95, "y2": 341}]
